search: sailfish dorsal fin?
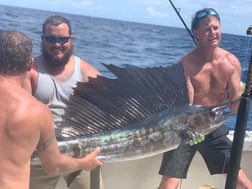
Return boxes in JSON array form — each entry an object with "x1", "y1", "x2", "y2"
[{"x1": 56, "y1": 63, "x2": 189, "y2": 140}]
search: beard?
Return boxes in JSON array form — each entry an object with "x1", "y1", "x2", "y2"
[{"x1": 41, "y1": 43, "x2": 73, "y2": 68}]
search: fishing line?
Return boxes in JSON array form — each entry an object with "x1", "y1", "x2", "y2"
[
  {"x1": 242, "y1": 29, "x2": 252, "y2": 96},
  {"x1": 179, "y1": 178, "x2": 183, "y2": 189},
  {"x1": 168, "y1": 0, "x2": 198, "y2": 46},
  {"x1": 218, "y1": 146, "x2": 230, "y2": 189},
  {"x1": 243, "y1": 35, "x2": 252, "y2": 71}
]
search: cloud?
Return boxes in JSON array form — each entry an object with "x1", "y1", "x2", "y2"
[
  {"x1": 146, "y1": 7, "x2": 168, "y2": 18},
  {"x1": 80, "y1": 0, "x2": 93, "y2": 7},
  {"x1": 50, "y1": 0, "x2": 93, "y2": 8}
]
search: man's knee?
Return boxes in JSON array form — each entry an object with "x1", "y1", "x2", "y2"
[{"x1": 158, "y1": 176, "x2": 180, "y2": 189}]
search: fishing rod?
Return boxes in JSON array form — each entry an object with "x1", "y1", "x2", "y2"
[
  {"x1": 225, "y1": 25, "x2": 252, "y2": 189},
  {"x1": 168, "y1": 0, "x2": 198, "y2": 46}
]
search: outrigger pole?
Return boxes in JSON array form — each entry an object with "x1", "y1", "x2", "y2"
[
  {"x1": 225, "y1": 25, "x2": 252, "y2": 189},
  {"x1": 168, "y1": 0, "x2": 198, "y2": 46}
]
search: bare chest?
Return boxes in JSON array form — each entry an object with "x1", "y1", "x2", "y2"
[{"x1": 190, "y1": 63, "x2": 232, "y2": 104}]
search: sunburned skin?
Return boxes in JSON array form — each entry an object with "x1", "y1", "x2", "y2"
[{"x1": 36, "y1": 136, "x2": 55, "y2": 152}]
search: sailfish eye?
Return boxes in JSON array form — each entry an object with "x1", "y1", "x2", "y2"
[{"x1": 210, "y1": 110, "x2": 217, "y2": 117}]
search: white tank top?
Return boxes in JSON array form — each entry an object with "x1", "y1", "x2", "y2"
[{"x1": 34, "y1": 56, "x2": 83, "y2": 124}]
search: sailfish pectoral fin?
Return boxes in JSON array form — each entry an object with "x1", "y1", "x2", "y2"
[
  {"x1": 187, "y1": 131, "x2": 205, "y2": 146},
  {"x1": 180, "y1": 130, "x2": 205, "y2": 146}
]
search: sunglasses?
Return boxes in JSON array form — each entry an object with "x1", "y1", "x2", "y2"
[
  {"x1": 192, "y1": 8, "x2": 220, "y2": 30},
  {"x1": 42, "y1": 35, "x2": 71, "y2": 45},
  {"x1": 195, "y1": 8, "x2": 219, "y2": 20}
]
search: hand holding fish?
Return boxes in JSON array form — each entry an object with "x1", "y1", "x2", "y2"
[{"x1": 80, "y1": 147, "x2": 104, "y2": 171}]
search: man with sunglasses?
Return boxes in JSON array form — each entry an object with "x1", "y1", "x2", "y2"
[
  {"x1": 157, "y1": 8, "x2": 252, "y2": 189},
  {"x1": 25, "y1": 15, "x2": 104, "y2": 189},
  {"x1": 0, "y1": 30, "x2": 103, "y2": 189}
]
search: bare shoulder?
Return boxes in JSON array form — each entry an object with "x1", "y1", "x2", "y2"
[
  {"x1": 219, "y1": 48, "x2": 240, "y2": 62},
  {"x1": 79, "y1": 58, "x2": 101, "y2": 80},
  {"x1": 219, "y1": 48, "x2": 241, "y2": 70},
  {"x1": 12, "y1": 88, "x2": 53, "y2": 134},
  {"x1": 181, "y1": 49, "x2": 197, "y2": 62},
  {"x1": 2, "y1": 88, "x2": 53, "y2": 153},
  {"x1": 20, "y1": 92, "x2": 52, "y2": 129},
  {"x1": 23, "y1": 58, "x2": 39, "y2": 95},
  {"x1": 180, "y1": 50, "x2": 197, "y2": 72},
  {"x1": 24, "y1": 93, "x2": 55, "y2": 148}
]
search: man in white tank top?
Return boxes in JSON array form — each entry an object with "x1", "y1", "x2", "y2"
[{"x1": 25, "y1": 15, "x2": 104, "y2": 189}]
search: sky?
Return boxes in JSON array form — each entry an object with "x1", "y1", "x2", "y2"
[{"x1": 0, "y1": 0, "x2": 251, "y2": 36}]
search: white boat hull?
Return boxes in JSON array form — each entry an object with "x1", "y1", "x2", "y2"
[{"x1": 56, "y1": 131, "x2": 252, "y2": 189}]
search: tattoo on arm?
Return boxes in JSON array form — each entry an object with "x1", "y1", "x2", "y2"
[{"x1": 36, "y1": 136, "x2": 55, "y2": 152}]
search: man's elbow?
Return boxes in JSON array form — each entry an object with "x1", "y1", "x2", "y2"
[{"x1": 41, "y1": 163, "x2": 63, "y2": 176}]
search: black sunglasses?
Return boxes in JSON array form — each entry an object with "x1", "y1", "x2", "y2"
[{"x1": 42, "y1": 35, "x2": 71, "y2": 45}]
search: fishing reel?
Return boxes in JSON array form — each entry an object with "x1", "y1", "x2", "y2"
[{"x1": 247, "y1": 25, "x2": 252, "y2": 35}]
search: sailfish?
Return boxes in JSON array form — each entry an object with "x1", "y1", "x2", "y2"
[{"x1": 31, "y1": 63, "x2": 235, "y2": 163}]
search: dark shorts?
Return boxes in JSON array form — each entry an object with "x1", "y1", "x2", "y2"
[{"x1": 159, "y1": 125, "x2": 233, "y2": 178}]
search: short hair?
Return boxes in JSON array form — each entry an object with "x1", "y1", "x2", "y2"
[
  {"x1": 0, "y1": 31, "x2": 33, "y2": 75},
  {"x1": 191, "y1": 8, "x2": 220, "y2": 31},
  {"x1": 42, "y1": 15, "x2": 72, "y2": 35}
]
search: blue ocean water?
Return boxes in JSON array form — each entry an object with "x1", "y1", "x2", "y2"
[{"x1": 0, "y1": 4, "x2": 251, "y2": 130}]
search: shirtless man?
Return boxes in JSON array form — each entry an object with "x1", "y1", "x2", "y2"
[
  {"x1": 0, "y1": 31, "x2": 103, "y2": 189},
  {"x1": 157, "y1": 8, "x2": 252, "y2": 189}
]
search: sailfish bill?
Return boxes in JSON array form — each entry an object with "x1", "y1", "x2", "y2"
[{"x1": 31, "y1": 63, "x2": 235, "y2": 163}]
